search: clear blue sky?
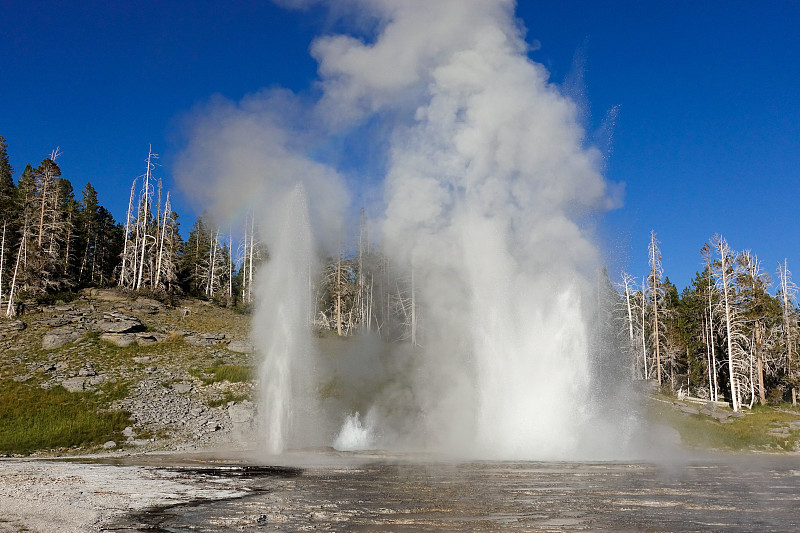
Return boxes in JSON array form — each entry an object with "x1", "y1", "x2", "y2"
[{"x1": 2, "y1": 1, "x2": 799, "y2": 291}]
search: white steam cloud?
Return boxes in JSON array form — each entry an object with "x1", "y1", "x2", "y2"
[{"x1": 175, "y1": 0, "x2": 632, "y2": 459}]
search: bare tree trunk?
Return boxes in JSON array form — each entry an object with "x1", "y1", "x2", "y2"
[
  {"x1": 621, "y1": 272, "x2": 637, "y2": 378},
  {"x1": 62, "y1": 208, "x2": 72, "y2": 275},
  {"x1": 0, "y1": 222, "x2": 6, "y2": 301},
  {"x1": 336, "y1": 253, "x2": 342, "y2": 336},
  {"x1": 708, "y1": 284, "x2": 719, "y2": 402},
  {"x1": 641, "y1": 277, "x2": 648, "y2": 379},
  {"x1": 649, "y1": 231, "x2": 662, "y2": 385},
  {"x1": 241, "y1": 220, "x2": 248, "y2": 302},
  {"x1": 718, "y1": 241, "x2": 739, "y2": 411},
  {"x1": 6, "y1": 228, "x2": 25, "y2": 317},
  {"x1": 411, "y1": 263, "x2": 417, "y2": 346},
  {"x1": 136, "y1": 148, "x2": 154, "y2": 290},
  {"x1": 0, "y1": 222, "x2": 5, "y2": 308},
  {"x1": 703, "y1": 313, "x2": 713, "y2": 400},
  {"x1": 154, "y1": 191, "x2": 170, "y2": 289},
  {"x1": 778, "y1": 260, "x2": 797, "y2": 406},
  {"x1": 248, "y1": 215, "x2": 255, "y2": 303},
  {"x1": 207, "y1": 230, "x2": 218, "y2": 297},
  {"x1": 119, "y1": 180, "x2": 136, "y2": 288},
  {"x1": 756, "y1": 324, "x2": 766, "y2": 405},
  {"x1": 229, "y1": 228, "x2": 233, "y2": 301}
]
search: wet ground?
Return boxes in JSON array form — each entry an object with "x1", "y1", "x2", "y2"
[{"x1": 105, "y1": 454, "x2": 800, "y2": 532}]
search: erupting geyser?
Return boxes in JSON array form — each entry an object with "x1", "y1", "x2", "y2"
[{"x1": 176, "y1": 0, "x2": 634, "y2": 460}]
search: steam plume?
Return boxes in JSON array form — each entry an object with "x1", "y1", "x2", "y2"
[{"x1": 175, "y1": 0, "x2": 631, "y2": 459}]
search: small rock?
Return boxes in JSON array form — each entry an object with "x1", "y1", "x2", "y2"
[
  {"x1": 122, "y1": 426, "x2": 136, "y2": 437},
  {"x1": 102, "y1": 440, "x2": 117, "y2": 449},
  {"x1": 172, "y1": 382, "x2": 193, "y2": 394},
  {"x1": 61, "y1": 377, "x2": 88, "y2": 392},
  {"x1": 78, "y1": 365, "x2": 97, "y2": 377},
  {"x1": 87, "y1": 375, "x2": 106, "y2": 386}
]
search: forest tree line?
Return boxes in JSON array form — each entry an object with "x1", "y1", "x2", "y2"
[
  {"x1": 2, "y1": 136, "x2": 797, "y2": 409},
  {"x1": 0, "y1": 137, "x2": 265, "y2": 311},
  {"x1": 605, "y1": 231, "x2": 799, "y2": 409}
]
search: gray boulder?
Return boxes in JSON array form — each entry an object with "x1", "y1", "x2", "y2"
[{"x1": 43, "y1": 326, "x2": 85, "y2": 349}]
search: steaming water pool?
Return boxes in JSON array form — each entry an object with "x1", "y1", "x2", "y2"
[{"x1": 106, "y1": 454, "x2": 800, "y2": 532}]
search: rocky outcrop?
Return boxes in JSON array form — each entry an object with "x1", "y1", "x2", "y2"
[
  {"x1": 114, "y1": 379, "x2": 240, "y2": 445},
  {"x1": 59, "y1": 364, "x2": 108, "y2": 392}
]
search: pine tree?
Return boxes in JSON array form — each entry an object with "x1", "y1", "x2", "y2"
[{"x1": 0, "y1": 136, "x2": 15, "y2": 222}]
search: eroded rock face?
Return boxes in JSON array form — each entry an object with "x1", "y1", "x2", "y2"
[{"x1": 42, "y1": 326, "x2": 86, "y2": 349}]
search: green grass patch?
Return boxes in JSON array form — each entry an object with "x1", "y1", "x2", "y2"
[
  {"x1": 0, "y1": 380, "x2": 130, "y2": 455},
  {"x1": 190, "y1": 363, "x2": 253, "y2": 385},
  {"x1": 650, "y1": 399, "x2": 800, "y2": 452}
]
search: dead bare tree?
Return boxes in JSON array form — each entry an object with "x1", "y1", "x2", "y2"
[
  {"x1": 648, "y1": 230, "x2": 665, "y2": 385},
  {"x1": 711, "y1": 234, "x2": 747, "y2": 411},
  {"x1": 778, "y1": 259, "x2": 798, "y2": 406},
  {"x1": 0, "y1": 222, "x2": 6, "y2": 311}
]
